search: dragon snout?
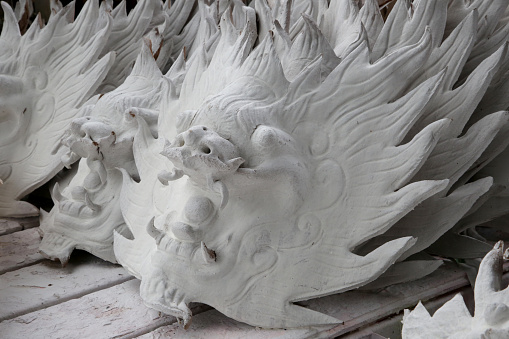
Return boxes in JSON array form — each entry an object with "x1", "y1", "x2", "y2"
[
  {"x1": 64, "y1": 117, "x2": 116, "y2": 160},
  {"x1": 70, "y1": 117, "x2": 114, "y2": 142},
  {"x1": 159, "y1": 125, "x2": 244, "y2": 185}
]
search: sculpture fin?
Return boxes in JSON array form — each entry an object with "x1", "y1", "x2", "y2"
[{"x1": 113, "y1": 230, "x2": 144, "y2": 280}]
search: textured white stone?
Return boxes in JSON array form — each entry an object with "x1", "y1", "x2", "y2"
[{"x1": 402, "y1": 241, "x2": 509, "y2": 339}]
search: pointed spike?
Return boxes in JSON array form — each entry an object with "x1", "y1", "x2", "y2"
[
  {"x1": 146, "y1": 217, "x2": 164, "y2": 243},
  {"x1": 211, "y1": 180, "x2": 229, "y2": 210},
  {"x1": 158, "y1": 169, "x2": 184, "y2": 185},
  {"x1": 132, "y1": 41, "x2": 163, "y2": 78},
  {"x1": 475, "y1": 240, "x2": 504, "y2": 301},
  {"x1": 49, "y1": 0, "x2": 63, "y2": 16},
  {"x1": 51, "y1": 182, "x2": 65, "y2": 204},
  {"x1": 111, "y1": 0, "x2": 127, "y2": 18},
  {"x1": 201, "y1": 241, "x2": 216, "y2": 264},
  {"x1": 1, "y1": 2, "x2": 21, "y2": 39}
]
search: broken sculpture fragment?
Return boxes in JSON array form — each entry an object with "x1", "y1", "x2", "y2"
[{"x1": 402, "y1": 241, "x2": 509, "y2": 339}]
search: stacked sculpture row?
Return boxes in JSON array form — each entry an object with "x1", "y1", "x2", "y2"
[{"x1": 2, "y1": 0, "x2": 509, "y2": 332}]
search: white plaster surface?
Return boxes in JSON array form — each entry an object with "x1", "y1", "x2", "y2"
[
  {"x1": 2, "y1": 0, "x2": 509, "y2": 332},
  {"x1": 112, "y1": 0, "x2": 509, "y2": 329}
]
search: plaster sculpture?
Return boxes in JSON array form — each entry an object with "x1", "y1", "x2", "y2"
[
  {"x1": 444, "y1": 3, "x2": 509, "y2": 252},
  {"x1": 0, "y1": 0, "x2": 115, "y2": 217},
  {"x1": 411, "y1": 0, "x2": 509, "y2": 260},
  {"x1": 0, "y1": 0, "x2": 200, "y2": 219},
  {"x1": 353, "y1": 0, "x2": 509, "y2": 272},
  {"x1": 39, "y1": 42, "x2": 163, "y2": 264},
  {"x1": 402, "y1": 241, "x2": 509, "y2": 339},
  {"x1": 92, "y1": 0, "x2": 198, "y2": 93},
  {"x1": 39, "y1": 0, "x2": 224, "y2": 264},
  {"x1": 111, "y1": 0, "x2": 509, "y2": 328}
]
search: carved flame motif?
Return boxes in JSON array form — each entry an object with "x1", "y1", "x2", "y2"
[
  {"x1": 0, "y1": 0, "x2": 500, "y2": 330},
  {"x1": 38, "y1": 0, "x2": 220, "y2": 264},
  {"x1": 110, "y1": 0, "x2": 509, "y2": 328},
  {"x1": 0, "y1": 0, "x2": 198, "y2": 219},
  {"x1": 0, "y1": 0, "x2": 115, "y2": 217},
  {"x1": 39, "y1": 43, "x2": 163, "y2": 263}
]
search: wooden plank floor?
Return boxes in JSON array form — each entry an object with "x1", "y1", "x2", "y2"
[{"x1": 0, "y1": 218, "x2": 492, "y2": 339}]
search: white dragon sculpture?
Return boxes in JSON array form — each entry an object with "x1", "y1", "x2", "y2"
[{"x1": 1, "y1": 0, "x2": 509, "y2": 331}]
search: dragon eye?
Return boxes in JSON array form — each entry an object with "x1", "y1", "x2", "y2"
[{"x1": 252, "y1": 126, "x2": 278, "y2": 148}]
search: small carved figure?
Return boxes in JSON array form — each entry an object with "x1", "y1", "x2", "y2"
[{"x1": 402, "y1": 241, "x2": 509, "y2": 339}]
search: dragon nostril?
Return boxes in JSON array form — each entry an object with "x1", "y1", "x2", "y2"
[
  {"x1": 179, "y1": 139, "x2": 185, "y2": 147},
  {"x1": 202, "y1": 127, "x2": 207, "y2": 131},
  {"x1": 201, "y1": 145, "x2": 211, "y2": 154}
]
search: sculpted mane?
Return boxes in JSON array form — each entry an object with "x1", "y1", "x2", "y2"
[
  {"x1": 1, "y1": 0, "x2": 502, "y2": 331},
  {"x1": 0, "y1": 0, "x2": 115, "y2": 217},
  {"x1": 36, "y1": 0, "x2": 203, "y2": 263},
  {"x1": 112, "y1": 0, "x2": 509, "y2": 328}
]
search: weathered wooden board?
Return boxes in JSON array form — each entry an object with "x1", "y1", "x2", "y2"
[
  {"x1": 12, "y1": 216, "x2": 39, "y2": 230},
  {"x1": 0, "y1": 228, "x2": 44, "y2": 274},
  {"x1": 0, "y1": 279, "x2": 210, "y2": 339},
  {"x1": 0, "y1": 219, "x2": 22, "y2": 236},
  {"x1": 137, "y1": 263, "x2": 471, "y2": 339},
  {"x1": 0, "y1": 217, "x2": 39, "y2": 236},
  {"x1": 311, "y1": 262, "x2": 469, "y2": 338},
  {"x1": 0, "y1": 251, "x2": 133, "y2": 321},
  {"x1": 136, "y1": 309, "x2": 333, "y2": 339}
]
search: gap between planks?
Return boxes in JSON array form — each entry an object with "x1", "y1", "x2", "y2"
[
  {"x1": 0, "y1": 217, "x2": 39, "y2": 236},
  {"x1": 0, "y1": 227, "x2": 44, "y2": 274},
  {"x1": 0, "y1": 279, "x2": 212, "y2": 339},
  {"x1": 0, "y1": 250, "x2": 134, "y2": 321}
]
